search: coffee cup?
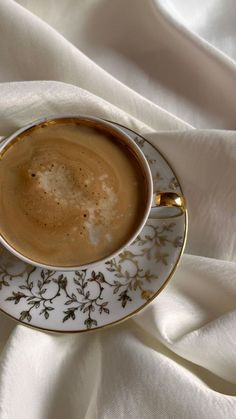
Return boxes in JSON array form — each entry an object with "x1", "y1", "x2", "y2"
[{"x1": 0, "y1": 115, "x2": 186, "y2": 271}]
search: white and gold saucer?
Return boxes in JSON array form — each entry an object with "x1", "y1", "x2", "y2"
[{"x1": 0, "y1": 122, "x2": 187, "y2": 333}]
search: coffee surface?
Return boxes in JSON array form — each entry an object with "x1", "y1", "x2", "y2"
[{"x1": 0, "y1": 120, "x2": 147, "y2": 266}]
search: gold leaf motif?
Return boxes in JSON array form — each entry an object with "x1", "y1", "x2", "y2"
[{"x1": 141, "y1": 290, "x2": 154, "y2": 300}]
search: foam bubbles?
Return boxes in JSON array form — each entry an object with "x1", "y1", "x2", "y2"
[
  {"x1": 34, "y1": 164, "x2": 81, "y2": 205},
  {"x1": 29, "y1": 161, "x2": 118, "y2": 246}
]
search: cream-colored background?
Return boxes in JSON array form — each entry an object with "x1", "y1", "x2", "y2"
[{"x1": 0, "y1": 1, "x2": 236, "y2": 418}]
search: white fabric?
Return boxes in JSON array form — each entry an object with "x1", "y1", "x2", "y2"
[{"x1": 0, "y1": 0, "x2": 236, "y2": 418}]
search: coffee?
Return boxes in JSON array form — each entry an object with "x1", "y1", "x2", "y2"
[{"x1": 0, "y1": 119, "x2": 148, "y2": 267}]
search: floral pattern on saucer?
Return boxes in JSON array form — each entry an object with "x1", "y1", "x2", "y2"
[{"x1": 0, "y1": 124, "x2": 187, "y2": 332}]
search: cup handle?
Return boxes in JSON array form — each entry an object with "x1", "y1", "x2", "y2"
[{"x1": 149, "y1": 192, "x2": 186, "y2": 219}]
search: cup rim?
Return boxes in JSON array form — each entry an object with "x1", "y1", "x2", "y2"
[{"x1": 0, "y1": 114, "x2": 153, "y2": 271}]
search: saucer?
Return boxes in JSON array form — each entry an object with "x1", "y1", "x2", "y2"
[{"x1": 0, "y1": 122, "x2": 187, "y2": 333}]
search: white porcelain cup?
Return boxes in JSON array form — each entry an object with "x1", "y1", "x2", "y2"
[{"x1": 0, "y1": 115, "x2": 186, "y2": 271}]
